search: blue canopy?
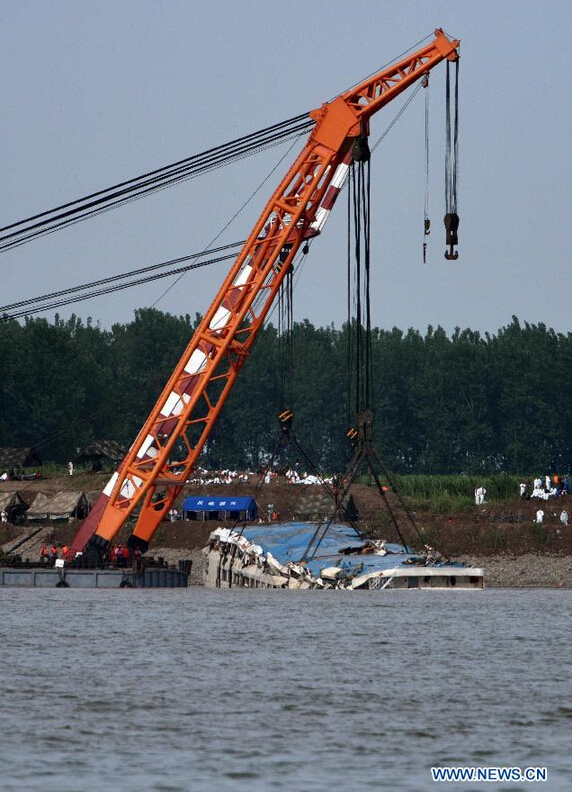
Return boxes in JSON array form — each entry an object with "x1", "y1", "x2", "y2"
[{"x1": 182, "y1": 495, "x2": 257, "y2": 514}]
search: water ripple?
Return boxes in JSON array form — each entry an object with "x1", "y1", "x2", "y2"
[{"x1": 0, "y1": 588, "x2": 570, "y2": 791}]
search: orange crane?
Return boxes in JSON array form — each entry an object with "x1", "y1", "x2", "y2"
[{"x1": 71, "y1": 29, "x2": 460, "y2": 563}]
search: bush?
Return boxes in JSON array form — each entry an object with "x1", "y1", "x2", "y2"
[{"x1": 392, "y1": 474, "x2": 523, "y2": 503}]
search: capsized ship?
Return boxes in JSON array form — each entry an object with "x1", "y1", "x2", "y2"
[{"x1": 203, "y1": 522, "x2": 484, "y2": 590}]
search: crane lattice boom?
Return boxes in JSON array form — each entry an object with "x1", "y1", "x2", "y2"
[{"x1": 71, "y1": 28, "x2": 459, "y2": 561}]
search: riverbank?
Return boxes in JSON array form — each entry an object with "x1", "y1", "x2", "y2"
[{"x1": 457, "y1": 554, "x2": 572, "y2": 588}]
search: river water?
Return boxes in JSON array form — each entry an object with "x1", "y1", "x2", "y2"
[{"x1": 0, "y1": 588, "x2": 570, "y2": 792}]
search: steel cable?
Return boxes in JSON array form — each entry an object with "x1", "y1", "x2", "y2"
[
  {"x1": 0, "y1": 251, "x2": 236, "y2": 320},
  {"x1": 0, "y1": 240, "x2": 245, "y2": 313},
  {"x1": 0, "y1": 117, "x2": 313, "y2": 252}
]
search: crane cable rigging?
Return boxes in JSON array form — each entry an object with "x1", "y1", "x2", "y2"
[
  {"x1": 3, "y1": 132, "x2": 309, "y2": 321},
  {"x1": 306, "y1": 122, "x2": 451, "y2": 560},
  {"x1": 3, "y1": 74, "x2": 429, "y2": 321},
  {"x1": 1, "y1": 32, "x2": 451, "y2": 258},
  {"x1": 423, "y1": 74, "x2": 431, "y2": 263},
  {"x1": 352, "y1": 145, "x2": 373, "y2": 417},
  {"x1": 344, "y1": 136, "x2": 444, "y2": 555},
  {"x1": 0, "y1": 240, "x2": 245, "y2": 320},
  {"x1": 8, "y1": 80, "x2": 431, "y2": 443},
  {"x1": 344, "y1": 141, "x2": 374, "y2": 427},
  {"x1": 444, "y1": 58, "x2": 460, "y2": 259},
  {"x1": 0, "y1": 114, "x2": 313, "y2": 254},
  {"x1": 277, "y1": 264, "x2": 294, "y2": 412}
]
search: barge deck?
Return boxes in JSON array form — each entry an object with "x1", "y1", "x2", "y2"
[{"x1": 0, "y1": 564, "x2": 190, "y2": 588}]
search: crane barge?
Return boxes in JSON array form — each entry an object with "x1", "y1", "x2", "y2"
[{"x1": 64, "y1": 29, "x2": 482, "y2": 589}]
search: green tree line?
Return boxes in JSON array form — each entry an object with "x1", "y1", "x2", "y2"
[{"x1": 1, "y1": 311, "x2": 570, "y2": 474}]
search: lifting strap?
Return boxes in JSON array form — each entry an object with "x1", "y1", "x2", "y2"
[
  {"x1": 348, "y1": 150, "x2": 373, "y2": 419},
  {"x1": 423, "y1": 74, "x2": 430, "y2": 264},
  {"x1": 278, "y1": 265, "x2": 294, "y2": 410},
  {"x1": 444, "y1": 58, "x2": 460, "y2": 260}
]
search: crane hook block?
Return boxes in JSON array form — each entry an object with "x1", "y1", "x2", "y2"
[
  {"x1": 444, "y1": 212, "x2": 459, "y2": 260},
  {"x1": 279, "y1": 243, "x2": 292, "y2": 264},
  {"x1": 278, "y1": 409, "x2": 293, "y2": 437},
  {"x1": 352, "y1": 135, "x2": 370, "y2": 162}
]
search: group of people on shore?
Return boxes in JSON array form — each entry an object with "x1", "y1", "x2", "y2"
[
  {"x1": 284, "y1": 469, "x2": 335, "y2": 485},
  {"x1": 0, "y1": 469, "x2": 42, "y2": 482},
  {"x1": 186, "y1": 468, "x2": 250, "y2": 485},
  {"x1": 473, "y1": 475, "x2": 571, "y2": 527},
  {"x1": 520, "y1": 475, "x2": 570, "y2": 501},
  {"x1": 533, "y1": 507, "x2": 568, "y2": 525},
  {"x1": 521, "y1": 475, "x2": 570, "y2": 526},
  {"x1": 475, "y1": 475, "x2": 571, "y2": 507}
]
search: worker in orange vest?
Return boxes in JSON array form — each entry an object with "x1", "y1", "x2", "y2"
[
  {"x1": 62, "y1": 544, "x2": 69, "y2": 557},
  {"x1": 40, "y1": 545, "x2": 48, "y2": 562},
  {"x1": 50, "y1": 544, "x2": 58, "y2": 561}
]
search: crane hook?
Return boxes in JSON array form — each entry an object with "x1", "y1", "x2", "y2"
[{"x1": 444, "y1": 212, "x2": 459, "y2": 260}]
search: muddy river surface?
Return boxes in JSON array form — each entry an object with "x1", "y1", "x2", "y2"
[{"x1": 1, "y1": 588, "x2": 570, "y2": 791}]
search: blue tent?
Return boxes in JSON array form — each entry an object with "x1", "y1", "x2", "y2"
[{"x1": 182, "y1": 495, "x2": 257, "y2": 521}]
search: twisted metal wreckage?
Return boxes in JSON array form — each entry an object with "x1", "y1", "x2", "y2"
[{"x1": 203, "y1": 524, "x2": 483, "y2": 590}]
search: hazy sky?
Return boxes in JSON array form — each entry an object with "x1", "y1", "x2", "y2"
[{"x1": 2, "y1": 0, "x2": 571, "y2": 335}]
